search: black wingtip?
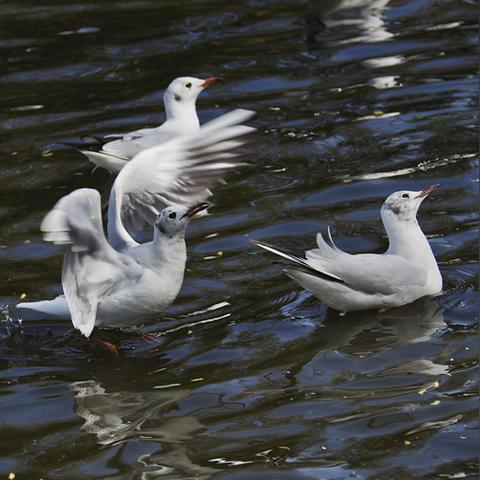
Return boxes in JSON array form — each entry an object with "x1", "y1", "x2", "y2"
[
  {"x1": 284, "y1": 264, "x2": 345, "y2": 285},
  {"x1": 251, "y1": 239, "x2": 345, "y2": 285}
]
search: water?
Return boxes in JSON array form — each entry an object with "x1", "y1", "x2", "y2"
[{"x1": 0, "y1": 0, "x2": 478, "y2": 478}]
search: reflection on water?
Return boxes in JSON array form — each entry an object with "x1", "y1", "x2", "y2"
[
  {"x1": 307, "y1": 0, "x2": 393, "y2": 44},
  {"x1": 71, "y1": 381, "x2": 217, "y2": 478},
  {"x1": 58, "y1": 297, "x2": 461, "y2": 479},
  {"x1": 323, "y1": 297, "x2": 446, "y2": 352},
  {"x1": 0, "y1": 0, "x2": 477, "y2": 478}
]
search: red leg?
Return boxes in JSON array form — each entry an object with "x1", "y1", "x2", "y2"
[
  {"x1": 139, "y1": 332, "x2": 158, "y2": 342},
  {"x1": 90, "y1": 337, "x2": 119, "y2": 358}
]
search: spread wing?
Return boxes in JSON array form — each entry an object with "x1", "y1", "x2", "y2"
[
  {"x1": 108, "y1": 108, "x2": 256, "y2": 251},
  {"x1": 41, "y1": 188, "x2": 143, "y2": 337}
]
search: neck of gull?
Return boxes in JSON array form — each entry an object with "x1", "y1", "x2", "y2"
[
  {"x1": 383, "y1": 212, "x2": 439, "y2": 271},
  {"x1": 163, "y1": 92, "x2": 200, "y2": 132},
  {"x1": 383, "y1": 213, "x2": 442, "y2": 292},
  {"x1": 149, "y1": 230, "x2": 187, "y2": 275},
  {"x1": 107, "y1": 183, "x2": 137, "y2": 251}
]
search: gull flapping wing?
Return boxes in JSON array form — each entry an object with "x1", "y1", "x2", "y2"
[
  {"x1": 109, "y1": 108, "x2": 256, "y2": 251},
  {"x1": 41, "y1": 188, "x2": 143, "y2": 337}
]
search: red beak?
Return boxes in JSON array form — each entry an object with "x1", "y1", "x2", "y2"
[
  {"x1": 416, "y1": 184, "x2": 440, "y2": 199},
  {"x1": 200, "y1": 77, "x2": 220, "y2": 88}
]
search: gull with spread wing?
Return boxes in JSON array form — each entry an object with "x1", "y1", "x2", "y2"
[
  {"x1": 17, "y1": 109, "x2": 255, "y2": 342},
  {"x1": 251, "y1": 186, "x2": 442, "y2": 313},
  {"x1": 80, "y1": 76, "x2": 219, "y2": 173}
]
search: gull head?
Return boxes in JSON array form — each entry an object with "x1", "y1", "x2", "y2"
[
  {"x1": 154, "y1": 202, "x2": 210, "y2": 239},
  {"x1": 381, "y1": 184, "x2": 439, "y2": 223},
  {"x1": 164, "y1": 76, "x2": 219, "y2": 109}
]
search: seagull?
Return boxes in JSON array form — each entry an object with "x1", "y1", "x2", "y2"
[
  {"x1": 80, "y1": 76, "x2": 220, "y2": 173},
  {"x1": 16, "y1": 109, "x2": 255, "y2": 346},
  {"x1": 251, "y1": 185, "x2": 442, "y2": 313}
]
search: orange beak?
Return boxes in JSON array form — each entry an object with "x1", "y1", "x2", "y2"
[
  {"x1": 200, "y1": 77, "x2": 220, "y2": 88},
  {"x1": 416, "y1": 184, "x2": 440, "y2": 199}
]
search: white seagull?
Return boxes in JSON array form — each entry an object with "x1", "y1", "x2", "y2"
[
  {"x1": 17, "y1": 109, "x2": 255, "y2": 345},
  {"x1": 80, "y1": 76, "x2": 219, "y2": 173},
  {"x1": 251, "y1": 185, "x2": 442, "y2": 313}
]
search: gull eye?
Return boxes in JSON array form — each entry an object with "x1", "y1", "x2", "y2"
[
  {"x1": 185, "y1": 82, "x2": 192, "y2": 88},
  {"x1": 402, "y1": 193, "x2": 409, "y2": 199},
  {"x1": 169, "y1": 212, "x2": 177, "y2": 219}
]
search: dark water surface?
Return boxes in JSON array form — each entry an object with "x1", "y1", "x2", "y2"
[{"x1": 0, "y1": 0, "x2": 478, "y2": 478}]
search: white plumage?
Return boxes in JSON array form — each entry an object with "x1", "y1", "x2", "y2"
[
  {"x1": 251, "y1": 185, "x2": 442, "y2": 313},
  {"x1": 80, "y1": 76, "x2": 219, "y2": 172},
  {"x1": 17, "y1": 109, "x2": 255, "y2": 337}
]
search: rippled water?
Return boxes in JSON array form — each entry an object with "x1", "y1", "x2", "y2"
[{"x1": 0, "y1": 0, "x2": 478, "y2": 478}]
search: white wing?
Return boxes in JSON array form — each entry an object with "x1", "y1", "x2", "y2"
[
  {"x1": 79, "y1": 125, "x2": 176, "y2": 173},
  {"x1": 80, "y1": 124, "x2": 182, "y2": 173},
  {"x1": 253, "y1": 233, "x2": 428, "y2": 297},
  {"x1": 108, "y1": 108, "x2": 256, "y2": 251},
  {"x1": 304, "y1": 232, "x2": 428, "y2": 295},
  {"x1": 41, "y1": 188, "x2": 143, "y2": 337},
  {"x1": 102, "y1": 128, "x2": 176, "y2": 159},
  {"x1": 79, "y1": 150, "x2": 128, "y2": 173}
]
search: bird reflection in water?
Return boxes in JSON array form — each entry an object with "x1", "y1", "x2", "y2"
[
  {"x1": 306, "y1": 0, "x2": 392, "y2": 44},
  {"x1": 70, "y1": 381, "x2": 217, "y2": 478},
  {"x1": 306, "y1": 0, "x2": 404, "y2": 89},
  {"x1": 322, "y1": 296, "x2": 447, "y2": 355}
]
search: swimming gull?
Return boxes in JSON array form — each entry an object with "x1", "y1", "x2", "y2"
[{"x1": 250, "y1": 185, "x2": 442, "y2": 313}]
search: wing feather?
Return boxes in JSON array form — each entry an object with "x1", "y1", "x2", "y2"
[
  {"x1": 253, "y1": 231, "x2": 428, "y2": 297},
  {"x1": 108, "y1": 108, "x2": 256, "y2": 250},
  {"x1": 102, "y1": 128, "x2": 175, "y2": 159},
  {"x1": 41, "y1": 189, "x2": 142, "y2": 337},
  {"x1": 305, "y1": 232, "x2": 427, "y2": 295}
]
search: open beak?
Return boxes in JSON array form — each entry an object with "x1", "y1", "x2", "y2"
[
  {"x1": 200, "y1": 77, "x2": 221, "y2": 88},
  {"x1": 416, "y1": 184, "x2": 440, "y2": 199},
  {"x1": 182, "y1": 202, "x2": 210, "y2": 219}
]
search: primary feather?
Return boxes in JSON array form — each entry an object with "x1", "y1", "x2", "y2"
[{"x1": 108, "y1": 108, "x2": 255, "y2": 251}]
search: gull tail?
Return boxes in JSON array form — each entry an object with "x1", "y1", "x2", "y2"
[
  {"x1": 249, "y1": 239, "x2": 344, "y2": 284},
  {"x1": 79, "y1": 150, "x2": 128, "y2": 173},
  {"x1": 16, "y1": 295, "x2": 71, "y2": 319}
]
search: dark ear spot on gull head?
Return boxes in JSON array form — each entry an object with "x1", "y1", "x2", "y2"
[
  {"x1": 382, "y1": 191, "x2": 419, "y2": 221},
  {"x1": 381, "y1": 185, "x2": 439, "y2": 222}
]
